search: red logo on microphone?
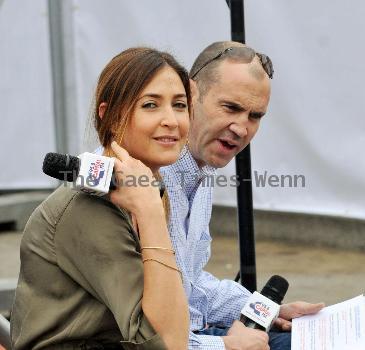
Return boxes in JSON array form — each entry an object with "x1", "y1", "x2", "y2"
[
  {"x1": 88, "y1": 159, "x2": 105, "y2": 186},
  {"x1": 249, "y1": 302, "x2": 271, "y2": 318}
]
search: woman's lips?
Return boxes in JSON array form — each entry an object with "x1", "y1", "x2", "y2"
[{"x1": 153, "y1": 136, "x2": 179, "y2": 146}]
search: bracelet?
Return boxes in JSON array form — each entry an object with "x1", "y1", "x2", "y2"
[
  {"x1": 141, "y1": 246, "x2": 175, "y2": 255},
  {"x1": 142, "y1": 258, "x2": 182, "y2": 279}
]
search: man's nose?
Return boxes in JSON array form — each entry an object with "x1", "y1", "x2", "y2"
[
  {"x1": 228, "y1": 121, "x2": 248, "y2": 139},
  {"x1": 161, "y1": 106, "x2": 178, "y2": 128}
]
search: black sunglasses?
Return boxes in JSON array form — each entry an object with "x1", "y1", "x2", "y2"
[{"x1": 190, "y1": 46, "x2": 274, "y2": 79}]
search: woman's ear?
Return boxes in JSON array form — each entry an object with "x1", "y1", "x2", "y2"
[
  {"x1": 190, "y1": 79, "x2": 199, "y2": 104},
  {"x1": 98, "y1": 102, "x2": 107, "y2": 119}
]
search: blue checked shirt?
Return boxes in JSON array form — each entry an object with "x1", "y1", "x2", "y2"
[{"x1": 160, "y1": 148, "x2": 252, "y2": 349}]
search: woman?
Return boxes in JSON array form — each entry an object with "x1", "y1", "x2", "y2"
[{"x1": 11, "y1": 48, "x2": 191, "y2": 350}]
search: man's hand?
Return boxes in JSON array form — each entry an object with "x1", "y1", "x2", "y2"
[
  {"x1": 274, "y1": 301, "x2": 325, "y2": 331},
  {"x1": 222, "y1": 320, "x2": 269, "y2": 350}
]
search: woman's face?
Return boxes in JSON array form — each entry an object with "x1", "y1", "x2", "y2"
[{"x1": 121, "y1": 66, "x2": 189, "y2": 171}]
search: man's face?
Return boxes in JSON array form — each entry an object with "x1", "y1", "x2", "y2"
[{"x1": 189, "y1": 60, "x2": 271, "y2": 168}]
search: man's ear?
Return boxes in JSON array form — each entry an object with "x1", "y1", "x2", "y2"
[
  {"x1": 98, "y1": 102, "x2": 107, "y2": 119},
  {"x1": 190, "y1": 79, "x2": 199, "y2": 104}
]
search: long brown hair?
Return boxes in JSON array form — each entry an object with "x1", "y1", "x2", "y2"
[
  {"x1": 93, "y1": 47, "x2": 190, "y2": 219},
  {"x1": 94, "y1": 47, "x2": 191, "y2": 152}
]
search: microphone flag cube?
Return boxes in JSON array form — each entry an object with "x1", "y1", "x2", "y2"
[
  {"x1": 76, "y1": 152, "x2": 115, "y2": 196},
  {"x1": 241, "y1": 291, "x2": 281, "y2": 331}
]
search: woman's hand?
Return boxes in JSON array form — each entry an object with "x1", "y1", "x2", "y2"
[{"x1": 109, "y1": 141, "x2": 162, "y2": 215}]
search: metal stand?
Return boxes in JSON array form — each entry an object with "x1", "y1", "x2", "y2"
[{"x1": 226, "y1": 0, "x2": 257, "y2": 292}]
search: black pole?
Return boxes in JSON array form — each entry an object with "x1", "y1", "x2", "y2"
[{"x1": 226, "y1": 0, "x2": 257, "y2": 292}]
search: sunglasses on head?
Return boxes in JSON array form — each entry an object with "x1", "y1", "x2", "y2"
[{"x1": 190, "y1": 46, "x2": 274, "y2": 80}]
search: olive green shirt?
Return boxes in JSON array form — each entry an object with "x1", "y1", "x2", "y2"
[{"x1": 11, "y1": 186, "x2": 167, "y2": 350}]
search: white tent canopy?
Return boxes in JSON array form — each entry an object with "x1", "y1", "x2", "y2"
[{"x1": 1, "y1": 0, "x2": 364, "y2": 220}]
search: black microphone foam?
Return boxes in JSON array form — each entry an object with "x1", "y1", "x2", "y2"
[
  {"x1": 261, "y1": 275, "x2": 289, "y2": 304},
  {"x1": 42, "y1": 153, "x2": 80, "y2": 182}
]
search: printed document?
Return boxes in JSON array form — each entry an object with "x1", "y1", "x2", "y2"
[{"x1": 292, "y1": 295, "x2": 365, "y2": 350}]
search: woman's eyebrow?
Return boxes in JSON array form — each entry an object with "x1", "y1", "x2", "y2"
[
  {"x1": 138, "y1": 93, "x2": 162, "y2": 100},
  {"x1": 138, "y1": 93, "x2": 187, "y2": 100},
  {"x1": 174, "y1": 93, "x2": 187, "y2": 99}
]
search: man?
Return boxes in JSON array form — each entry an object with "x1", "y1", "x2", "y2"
[{"x1": 160, "y1": 41, "x2": 324, "y2": 350}]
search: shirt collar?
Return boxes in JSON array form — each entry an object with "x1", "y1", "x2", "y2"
[
  {"x1": 96, "y1": 145, "x2": 216, "y2": 199},
  {"x1": 93, "y1": 146, "x2": 103, "y2": 155},
  {"x1": 168, "y1": 147, "x2": 216, "y2": 200}
]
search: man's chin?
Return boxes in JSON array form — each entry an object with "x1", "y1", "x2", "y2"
[
  {"x1": 205, "y1": 154, "x2": 233, "y2": 168},
  {"x1": 192, "y1": 147, "x2": 236, "y2": 168},
  {"x1": 204, "y1": 141, "x2": 242, "y2": 168}
]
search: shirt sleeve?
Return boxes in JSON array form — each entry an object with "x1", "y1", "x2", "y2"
[
  {"x1": 194, "y1": 270, "x2": 252, "y2": 327},
  {"x1": 54, "y1": 192, "x2": 166, "y2": 350},
  {"x1": 188, "y1": 331, "x2": 225, "y2": 349}
]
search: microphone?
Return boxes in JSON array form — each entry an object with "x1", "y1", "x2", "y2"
[
  {"x1": 240, "y1": 275, "x2": 289, "y2": 332},
  {"x1": 42, "y1": 152, "x2": 165, "y2": 197},
  {"x1": 43, "y1": 152, "x2": 116, "y2": 196}
]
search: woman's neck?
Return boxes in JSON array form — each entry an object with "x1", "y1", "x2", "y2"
[{"x1": 102, "y1": 147, "x2": 159, "y2": 175}]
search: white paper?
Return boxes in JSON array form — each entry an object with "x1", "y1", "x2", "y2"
[{"x1": 292, "y1": 295, "x2": 365, "y2": 350}]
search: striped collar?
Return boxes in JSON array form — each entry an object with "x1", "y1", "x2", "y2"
[{"x1": 165, "y1": 147, "x2": 216, "y2": 200}]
